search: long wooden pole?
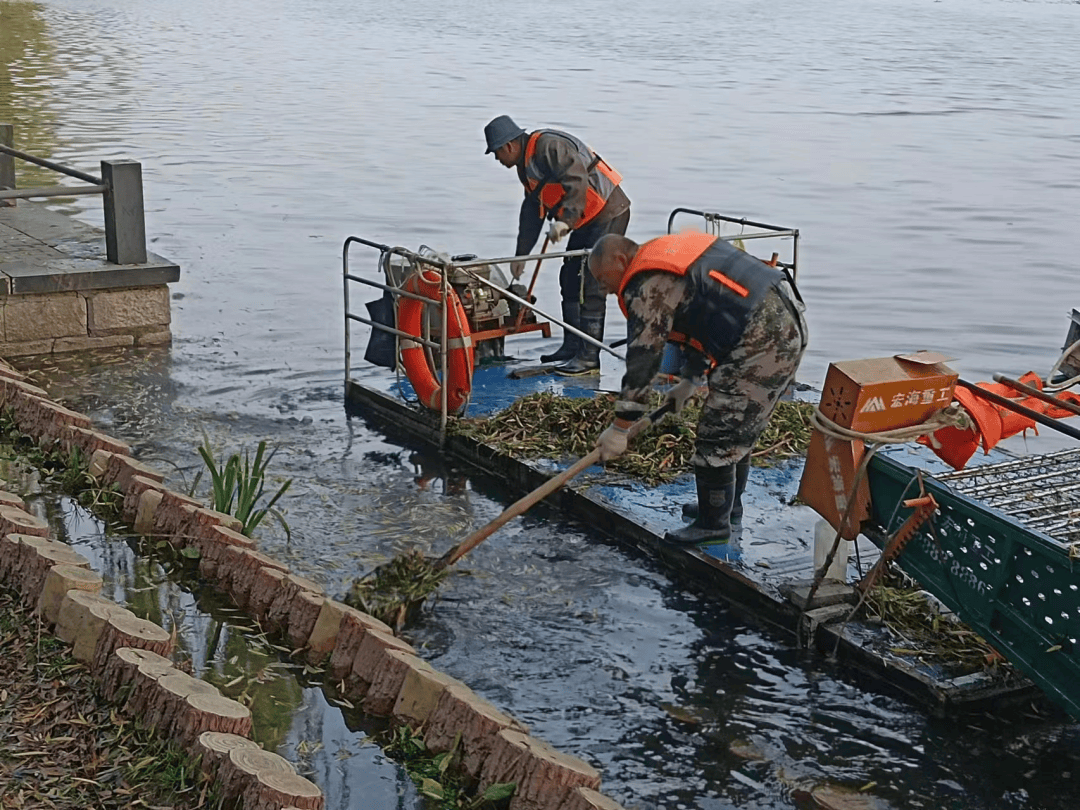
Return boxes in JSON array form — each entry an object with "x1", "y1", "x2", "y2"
[
  {"x1": 435, "y1": 401, "x2": 675, "y2": 570},
  {"x1": 513, "y1": 236, "x2": 549, "y2": 331}
]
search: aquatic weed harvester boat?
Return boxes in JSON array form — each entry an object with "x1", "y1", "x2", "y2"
[{"x1": 798, "y1": 312, "x2": 1080, "y2": 719}]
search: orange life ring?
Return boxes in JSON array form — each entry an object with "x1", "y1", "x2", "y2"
[{"x1": 397, "y1": 268, "x2": 475, "y2": 412}]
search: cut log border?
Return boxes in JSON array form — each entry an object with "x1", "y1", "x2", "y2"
[{"x1": 0, "y1": 356, "x2": 622, "y2": 810}]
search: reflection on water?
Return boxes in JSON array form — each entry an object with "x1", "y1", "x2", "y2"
[{"x1": 3, "y1": 0, "x2": 1080, "y2": 807}]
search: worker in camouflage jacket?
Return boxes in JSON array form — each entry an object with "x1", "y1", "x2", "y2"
[
  {"x1": 484, "y1": 115, "x2": 631, "y2": 375},
  {"x1": 588, "y1": 231, "x2": 808, "y2": 545}
]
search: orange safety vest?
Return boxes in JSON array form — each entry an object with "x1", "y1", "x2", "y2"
[
  {"x1": 521, "y1": 130, "x2": 622, "y2": 228},
  {"x1": 617, "y1": 232, "x2": 787, "y2": 362}
]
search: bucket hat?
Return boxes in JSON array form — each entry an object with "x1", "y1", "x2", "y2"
[{"x1": 484, "y1": 115, "x2": 526, "y2": 154}]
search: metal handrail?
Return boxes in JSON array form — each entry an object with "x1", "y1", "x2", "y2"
[
  {"x1": 0, "y1": 142, "x2": 108, "y2": 201},
  {"x1": 0, "y1": 142, "x2": 103, "y2": 184},
  {"x1": 343, "y1": 237, "x2": 624, "y2": 443},
  {"x1": 666, "y1": 207, "x2": 800, "y2": 279},
  {"x1": 1, "y1": 124, "x2": 148, "y2": 265}
]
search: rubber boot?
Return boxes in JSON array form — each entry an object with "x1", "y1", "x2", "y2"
[
  {"x1": 555, "y1": 312, "x2": 603, "y2": 376},
  {"x1": 540, "y1": 302, "x2": 581, "y2": 364},
  {"x1": 665, "y1": 464, "x2": 736, "y2": 545},
  {"x1": 682, "y1": 453, "x2": 750, "y2": 524}
]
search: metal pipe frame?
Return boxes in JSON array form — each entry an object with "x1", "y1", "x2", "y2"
[
  {"x1": 0, "y1": 142, "x2": 103, "y2": 185},
  {"x1": 666, "y1": 207, "x2": 800, "y2": 280},
  {"x1": 0, "y1": 184, "x2": 108, "y2": 201},
  {"x1": 342, "y1": 238, "x2": 629, "y2": 438}
]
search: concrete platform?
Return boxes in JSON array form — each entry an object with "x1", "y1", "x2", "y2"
[{"x1": 0, "y1": 203, "x2": 179, "y2": 356}]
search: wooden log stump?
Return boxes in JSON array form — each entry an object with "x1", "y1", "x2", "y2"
[
  {"x1": 327, "y1": 606, "x2": 394, "y2": 683},
  {"x1": 88, "y1": 449, "x2": 115, "y2": 480},
  {"x1": 18, "y1": 543, "x2": 91, "y2": 608},
  {"x1": 0, "y1": 505, "x2": 49, "y2": 538},
  {"x1": 57, "y1": 592, "x2": 136, "y2": 660},
  {"x1": 124, "y1": 474, "x2": 167, "y2": 525},
  {"x1": 194, "y1": 731, "x2": 260, "y2": 779},
  {"x1": 218, "y1": 747, "x2": 296, "y2": 802},
  {"x1": 103, "y1": 453, "x2": 165, "y2": 496},
  {"x1": 176, "y1": 692, "x2": 253, "y2": 747},
  {"x1": 0, "y1": 490, "x2": 25, "y2": 509},
  {"x1": 127, "y1": 657, "x2": 184, "y2": 717},
  {"x1": 0, "y1": 533, "x2": 25, "y2": 581},
  {"x1": 150, "y1": 489, "x2": 205, "y2": 539},
  {"x1": 286, "y1": 591, "x2": 325, "y2": 651},
  {"x1": 362, "y1": 648, "x2": 431, "y2": 717},
  {"x1": 100, "y1": 646, "x2": 175, "y2": 704},
  {"x1": 264, "y1": 573, "x2": 324, "y2": 635},
  {"x1": 560, "y1": 787, "x2": 628, "y2": 810},
  {"x1": 196, "y1": 524, "x2": 256, "y2": 583},
  {"x1": 478, "y1": 729, "x2": 601, "y2": 810},
  {"x1": 305, "y1": 599, "x2": 348, "y2": 664},
  {"x1": 222, "y1": 548, "x2": 289, "y2": 611},
  {"x1": 134, "y1": 488, "x2": 165, "y2": 537},
  {"x1": 172, "y1": 504, "x2": 242, "y2": 551},
  {"x1": 247, "y1": 566, "x2": 290, "y2": 622},
  {"x1": 244, "y1": 770, "x2": 324, "y2": 810},
  {"x1": 37, "y1": 564, "x2": 103, "y2": 624},
  {"x1": 60, "y1": 425, "x2": 130, "y2": 459},
  {"x1": 31, "y1": 399, "x2": 91, "y2": 446},
  {"x1": 91, "y1": 611, "x2": 174, "y2": 675},
  {"x1": 145, "y1": 671, "x2": 222, "y2": 737},
  {"x1": 424, "y1": 683, "x2": 528, "y2": 780},
  {"x1": 393, "y1": 659, "x2": 468, "y2": 728},
  {"x1": 349, "y1": 629, "x2": 416, "y2": 699}
]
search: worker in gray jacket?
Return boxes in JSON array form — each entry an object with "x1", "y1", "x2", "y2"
[{"x1": 484, "y1": 115, "x2": 631, "y2": 375}]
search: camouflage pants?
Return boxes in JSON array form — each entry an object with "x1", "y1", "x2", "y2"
[{"x1": 694, "y1": 284, "x2": 808, "y2": 469}]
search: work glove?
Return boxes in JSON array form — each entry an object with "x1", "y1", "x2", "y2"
[
  {"x1": 510, "y1": 260, "x2": 525, "y2": 280},
  {"x1": 596, "y1": 421, "x2": 630, "y2": 462},
  {"x1": 665, "y1": 376, "x2": 702, "y2": 414},
  {"x1": 547, "y1": 220, "x2": 571, "y2": 244}
]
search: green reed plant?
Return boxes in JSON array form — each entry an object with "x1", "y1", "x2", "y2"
[{"x1": 196, "y1": 432, "x2": 292, "y2": 540}]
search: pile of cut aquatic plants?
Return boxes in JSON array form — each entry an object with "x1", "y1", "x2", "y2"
[
  {"x1": 449, "y1": 391, "x2": 815, "y2": 485},
  {"x1": 860, "y1": 566, "x2": 1009, "y2": 677},
  {"x1": 0, "y1": 584, "x2": 205, "y2": 810}
]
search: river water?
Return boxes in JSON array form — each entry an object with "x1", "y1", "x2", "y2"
[{"x1": 2, "y1": 0, "x2": 1079, "y2": 807}]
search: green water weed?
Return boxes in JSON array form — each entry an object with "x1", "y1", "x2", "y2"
[{"x1": 196, "y1": 431, "x2": 292, "y2": 539}]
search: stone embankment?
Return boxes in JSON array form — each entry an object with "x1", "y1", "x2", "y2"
[{"x1": 0, "y1": 357, "x2": 621, "y2": 810}]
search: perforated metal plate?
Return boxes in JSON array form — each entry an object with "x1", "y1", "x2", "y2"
[{"x1": 866, "y1": 453, "x2": 1080, "y2": 719}]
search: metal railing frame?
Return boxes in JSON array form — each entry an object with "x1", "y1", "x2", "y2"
[
  {"x1": 667, "y1": 207, "x2": 800, "y2": 280},
  {"x1": 0, "y1": 123, "x2": 148, "y2": 265},
  {"x1": 343, "y1": 237, "x2": 623, "y2": 444}
]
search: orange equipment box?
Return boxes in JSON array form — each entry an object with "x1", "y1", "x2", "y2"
[
  {"x1": 799, "y1": 351, "x2": 958, "y2": 538},
  {"x1": 818, "y1": 351, "x2": 958, "y2": 432}
]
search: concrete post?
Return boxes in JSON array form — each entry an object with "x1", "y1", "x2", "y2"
[
  {"x1": 102, "y1": 159, "x2": 147, "y2": 265},
  {"x1": 0, "y1": 124, "x2": 15, "y2": 208}
]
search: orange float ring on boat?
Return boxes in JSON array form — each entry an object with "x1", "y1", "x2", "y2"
[{"x1": 397, "y1": 268, "x2": 475, "y2": 412}]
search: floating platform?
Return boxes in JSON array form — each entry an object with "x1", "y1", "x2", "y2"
[{"x1": 344, "y1": 364, "x2": 1042, "y2": 717}]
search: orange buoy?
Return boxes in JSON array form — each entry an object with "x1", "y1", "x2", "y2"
[{"x1": 397, "y1": 268, "x2": 475, "y2": 412}]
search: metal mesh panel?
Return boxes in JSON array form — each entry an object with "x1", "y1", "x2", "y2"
[
  {"x1": 867, "y1": 452, "x2": 1080, "y2": 719},
  {"x1": 938, "y1": 449, "x2": 1080, "y2": 544}
]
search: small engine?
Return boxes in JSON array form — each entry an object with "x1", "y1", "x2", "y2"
[
  {"x1": 379, "y1": 249, "x2": 536, "y2": 362},
  {"x1": 447, "y1": 254, "x2": 534, "y2": 334}
]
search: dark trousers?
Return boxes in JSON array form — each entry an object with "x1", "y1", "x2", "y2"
[{"x1": 560, "y1": 208, "x2": 630, "y2": 319}]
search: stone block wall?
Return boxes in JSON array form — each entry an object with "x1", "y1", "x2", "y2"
[{"x1": 0, "y1": 285, "x2": 171, "y2": 357}]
